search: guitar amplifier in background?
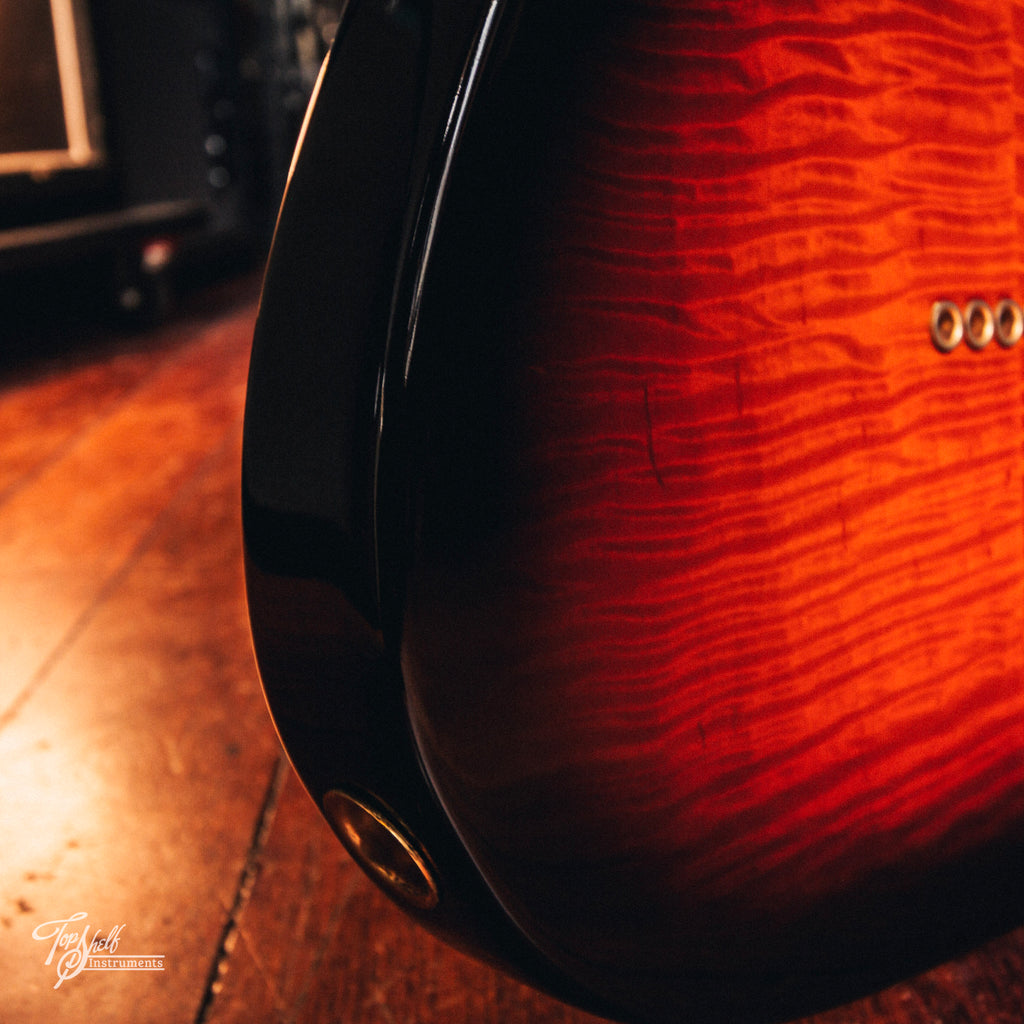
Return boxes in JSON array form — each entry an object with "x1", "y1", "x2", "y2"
[{"x1": 0, "y1": 0, "x2": 341, "y2": 324}]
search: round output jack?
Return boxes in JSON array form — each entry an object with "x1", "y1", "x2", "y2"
[{"x1": 323, "y1": 788, "x2": 440, "y2": 911}]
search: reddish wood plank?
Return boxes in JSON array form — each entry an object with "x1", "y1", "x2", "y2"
[
  {"x1": 0, "y1": 283, "x2": 280, "y2": 1022},
  {"x1": 0, "y1": 299, "x2": 256, "y2": 711},
  {"x1": 0, "y1": 276, "x2": 254, "y2": 502}
]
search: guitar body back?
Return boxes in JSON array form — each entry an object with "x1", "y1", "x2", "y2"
[{"x1": 245, "y1": 3, "x2": 1024, "y2": 1021}]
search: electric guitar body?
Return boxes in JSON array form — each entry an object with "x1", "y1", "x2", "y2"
[{"x1": 242, "y1": 3, "x2": 1024, "y2": 1022}]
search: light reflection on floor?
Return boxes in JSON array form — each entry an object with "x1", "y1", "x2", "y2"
[{"x1": 0, "y1": 290, "x2": 282, "y2": 1022}]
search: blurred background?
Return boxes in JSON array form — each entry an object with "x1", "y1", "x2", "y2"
[{"x1": 0, "y1": 0, "x2": 342, "y2": 328}]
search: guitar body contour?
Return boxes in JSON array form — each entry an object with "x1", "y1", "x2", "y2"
[{"x1": 243, "y1": 3, "x2": 1024, "y2": 1022}]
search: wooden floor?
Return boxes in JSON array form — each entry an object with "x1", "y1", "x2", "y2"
[{"x1": 1, "y1": 272, "x2": 1024, "y2": 1024}]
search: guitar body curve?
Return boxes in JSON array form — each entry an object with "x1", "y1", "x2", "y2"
[{"x1": 244, "y1": 2, "x2": 1024, "y2": 1022}]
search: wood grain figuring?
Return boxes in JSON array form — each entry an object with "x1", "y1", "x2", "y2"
[
  {"x1": 6, "y1": 271, "x2": 1024, "y2": 1022},
  {"x1": 399, "y1": 2, "x2": 1024, "y2": 1016}
]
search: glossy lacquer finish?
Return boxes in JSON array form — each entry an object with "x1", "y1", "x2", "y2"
[
  {"x1": 245, "y1": 3, "x2": 1024, "y2": 1023},
  {"x1": 244, "y1": 1, "x2": 611, "y2": 1015}
]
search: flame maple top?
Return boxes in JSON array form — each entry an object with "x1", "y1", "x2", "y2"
[{"x1": 394, "y1": 2, "x2": 1024, "y2": 1018}]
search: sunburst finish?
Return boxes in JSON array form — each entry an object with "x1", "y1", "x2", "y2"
[{"x1": 246, "y1": 3, "x2": 1024, "y2": 1022}]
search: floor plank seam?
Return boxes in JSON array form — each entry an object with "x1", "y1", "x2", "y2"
[
  {"x1": 194, "y1": 753, "x2": 292, "y2": 1024},
  {"x1": 282, "y1": 847, "x2": 369, "y2": 1024},
  {"x1": 0, "y1": 408, "x2": 247, "y2": 733}
]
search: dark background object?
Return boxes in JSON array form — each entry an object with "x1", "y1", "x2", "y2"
[{"x1": 0, "y1": 0, "x2": 343, "y2": 323}]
